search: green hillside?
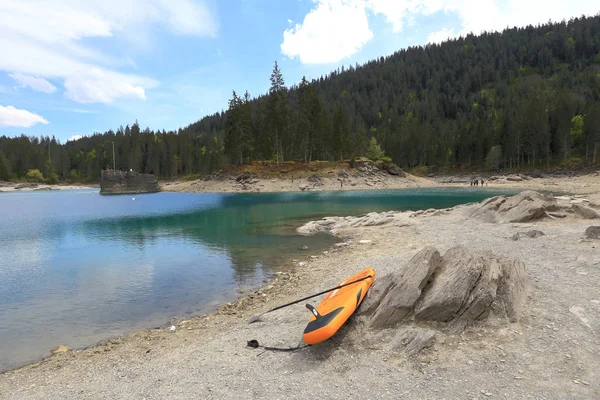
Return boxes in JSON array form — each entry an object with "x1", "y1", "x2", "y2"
[{"x1": 2, "y1": 15, "x2": 600, "y2": 182}]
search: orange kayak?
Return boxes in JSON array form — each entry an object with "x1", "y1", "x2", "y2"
[{"x1": 303, "y1": 268, "x2": 375, "y2": 345}]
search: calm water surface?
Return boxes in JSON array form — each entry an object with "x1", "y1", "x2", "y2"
[{"x1": 0, "y1": 187, "x2": 514, "y2": 371}]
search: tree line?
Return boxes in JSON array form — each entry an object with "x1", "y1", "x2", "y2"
[{"x1": 2, "y1": 15, "x2": 600, "y2": 182}]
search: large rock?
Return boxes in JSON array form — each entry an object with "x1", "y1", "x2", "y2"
[
  {"x1": 361, "y1": 245, "x2": 528, "y2": 334},
  {"x1": 354, "y1": 160, "x2": 379, "y2": 174},
  {"x1": 307, "y1": 174, "x2": 324, "y2": 186},
  {"x1": 383, "y1": 163, "x2": 406, "y2": 177},
  {"x1": 100, "y1": 170, "x2": 160, "y2": 195},
  {"x1": 236, "y1": 172, "x2": 251, "y2": 183},
  {"x1": 362, "y1": 247, "x2": 441, "y2": 327},
  {"x1": 572, "y1": 204, "x2": 600, "y2": 219},
  {"x1": 469, "y1": 190, "x2": 558, "y2": 223},
  {"x1": 585, "y1": 226, "x2": 600, "y2": 239}
]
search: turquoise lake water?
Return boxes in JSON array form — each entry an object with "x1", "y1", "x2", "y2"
[{"x1": 0, "y1": 187, "x2": 514, "y2": 372}]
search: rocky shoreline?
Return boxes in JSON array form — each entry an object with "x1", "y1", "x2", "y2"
[
  {"x1": 162, "y1": 169, "x2": 600, "y2": 196},
  {"x1": 0, "y1": 182, "x2": 97, "y2": 192},
  {"x1": 1, "y1": 188, "x2": 599, "y2": 398}
]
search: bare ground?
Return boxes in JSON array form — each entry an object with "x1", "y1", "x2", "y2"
[
  {"x1": 0, "y1": 182, "x2": 97, "y2": 193},
  {"x1": 162, "y1": 166, "x2": 600, "y2": 196},
  {"x1": 1, "y1": 188, "x2": 599, "y2": 399}
]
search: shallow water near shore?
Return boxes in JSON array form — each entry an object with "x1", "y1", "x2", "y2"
[{"x1": 0, "y1": 187, "x2": 515, "y2": 372}]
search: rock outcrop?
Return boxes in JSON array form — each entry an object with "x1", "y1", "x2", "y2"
[
  {"x1": 383, "y1": 163, "x2": 406, "y2": 177},
  {"x1": 360, "y1": 246, "x2": 529, "y2": 334},
  {"x1": 100, "y1": 170, "x2": 160, "y2": 195},
  {"x1": 585, "y1": 226, "x2": 600, "y2": 239},
  {"x1": 307, "y1": 174, "x2": 324, "y2": 186},
  {"x1": 469, "y1": 190, "x2": 558, "y2": 223},
  {"x1": 362, "y1": 247, "x2": 441, "y2": 327},
  {"x1": 571, "y1": 204, "x2": 600, "y2": 219},
  {"x1": 297, "y1": 211, "x2": 398, "y2": 235},
  {"x1": 236, "y1": 172, "x2": 251, "y2": 183},
  {"x1": 511, "y1": 230, "x2": 545, "y2": 241}
]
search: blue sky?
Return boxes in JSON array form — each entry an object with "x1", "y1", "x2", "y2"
[{"x1": 0, "y1": 0, "x2": 598, "y2": 143}]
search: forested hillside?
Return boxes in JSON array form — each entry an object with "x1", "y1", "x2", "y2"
[{"x1": 1, "y1": 15, "x2": 600, "y2": 182}]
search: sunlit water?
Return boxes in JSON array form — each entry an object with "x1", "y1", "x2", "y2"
[{"x1": 0, "y1": 187, "x2": 514, "y2": 371}]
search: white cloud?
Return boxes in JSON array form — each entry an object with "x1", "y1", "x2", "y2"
[
  {"x1": 427, "y1": 27, "x2": 455, "y2": 44},
  {"x1": 67, "y1": 135, "x2": 84, "y2": 142},
  {"x1": 0, "y1": 105, "x2": 49, "y2": 128},
  {"x1": 64, "y1": 69, "x2": 151, "y2": 104},
  {"x1": 283, "y1": 0, "x2": 600, "y2": 64},
  {"x1": 0, "y1": 0, "x2": 217, "y2": 104},
  {"x1": 9, "y1": 73, "x2": 57, "y2": 94},
  {"x1": 281, "y1": 0, "x2": 373, "y2": 64}
]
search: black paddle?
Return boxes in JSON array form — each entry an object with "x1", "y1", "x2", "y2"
[{"x1": 247, "y1": 274, "x2": 372, "y2": 324}]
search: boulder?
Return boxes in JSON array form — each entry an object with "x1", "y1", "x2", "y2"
[
  {"x1": 100, "y1": 170, "x2": 160, "y2": 195},
  {"x1": 50, "y1": 345, "x2": 71, "y2": 355},
  {"x1": 236, "y1": 172, "x2": 251, "y2": 183},
  {"x1": 469, "y1": 191, "x2": 558, "y2": 223},
  {"x1": 361, "y1": 245, "x2": 528, "y2": 334},
  {"x1": 571, "y1": 204, "x2": 600, "y2": 219},
  {"x1": 307, "y1": 174, "x2": 324, "y2": 186},
  {"x1": 511, "y1": 230, "x2": 545, "y2": 241},
  {"x1": 383, "y1": 163, "x2": 406, "y2": 177},
  {"x1": 361, "y1": 247, "x2": 441, "y2": 327},
  {"x1": 338, "y1": 170, "x2": 350, "y2": 179},
  {"x1": 354, "y1": 160, "x2": 379, "y2": 174},
  {"x1": 585, "y1": 226, "x2": 600, "y2": 239}
]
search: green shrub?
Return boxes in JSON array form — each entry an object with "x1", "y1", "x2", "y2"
[
  {"x1": 565, "y1": 156, "x2": 584, "y2": 169},
  {"x1": 46, "y1": 173, "x2": 59, "y2": 184},
  {"x1": 26, "y1": 169, "x2": 45, "y2": 182},
  {"x1": 407, "y1": 166, "x2": 430, "y2": 176},
  {"x1": 485, "y1": 145, "x2": 503, "y2": 171},
  {"x1": 68, "y1": 169, "x2": 80, "y2": 182},
  {"x1": 366, "y1": 137, "x2": 385, "y2": 162}
]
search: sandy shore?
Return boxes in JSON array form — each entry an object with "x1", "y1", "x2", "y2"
[
  {"x1": 0, "y1": 182, "x2": 97, "y2": 193},
  {"x1": 162, "y1": 170, "x2": 600, "y2": 196},
  {"x1": 434, "y1": 171, "x2": 600, "y2": 196},
  {"x1": 1, "y1": 182, "x2": 599, "y2": 398},
  {"x1": 161, "y1": 172, "x2": 434, "y2": 193}
]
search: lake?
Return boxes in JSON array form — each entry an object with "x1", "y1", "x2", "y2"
[{"x1": 0, "y1": 187, "x2": 514, "y2": 372}]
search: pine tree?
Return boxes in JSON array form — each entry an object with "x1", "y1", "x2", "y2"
[
  {"x1": 267, "y1": 61, "x2": 288, "y2": 162},
  {"x1": 332, "y1": 105, "x2": 349, "y2": 161},
  {"x1": 225, "y1": 90, "x2": 254, "y2": 164}
]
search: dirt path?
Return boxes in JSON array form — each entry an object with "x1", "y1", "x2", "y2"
[{"x1": 1, "y1": 191, "x2": 598, "y2": 399}]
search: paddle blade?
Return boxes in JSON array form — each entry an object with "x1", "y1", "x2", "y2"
[{"x1": 248, "y1": 312, "x2": 266, "y2": 324}]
